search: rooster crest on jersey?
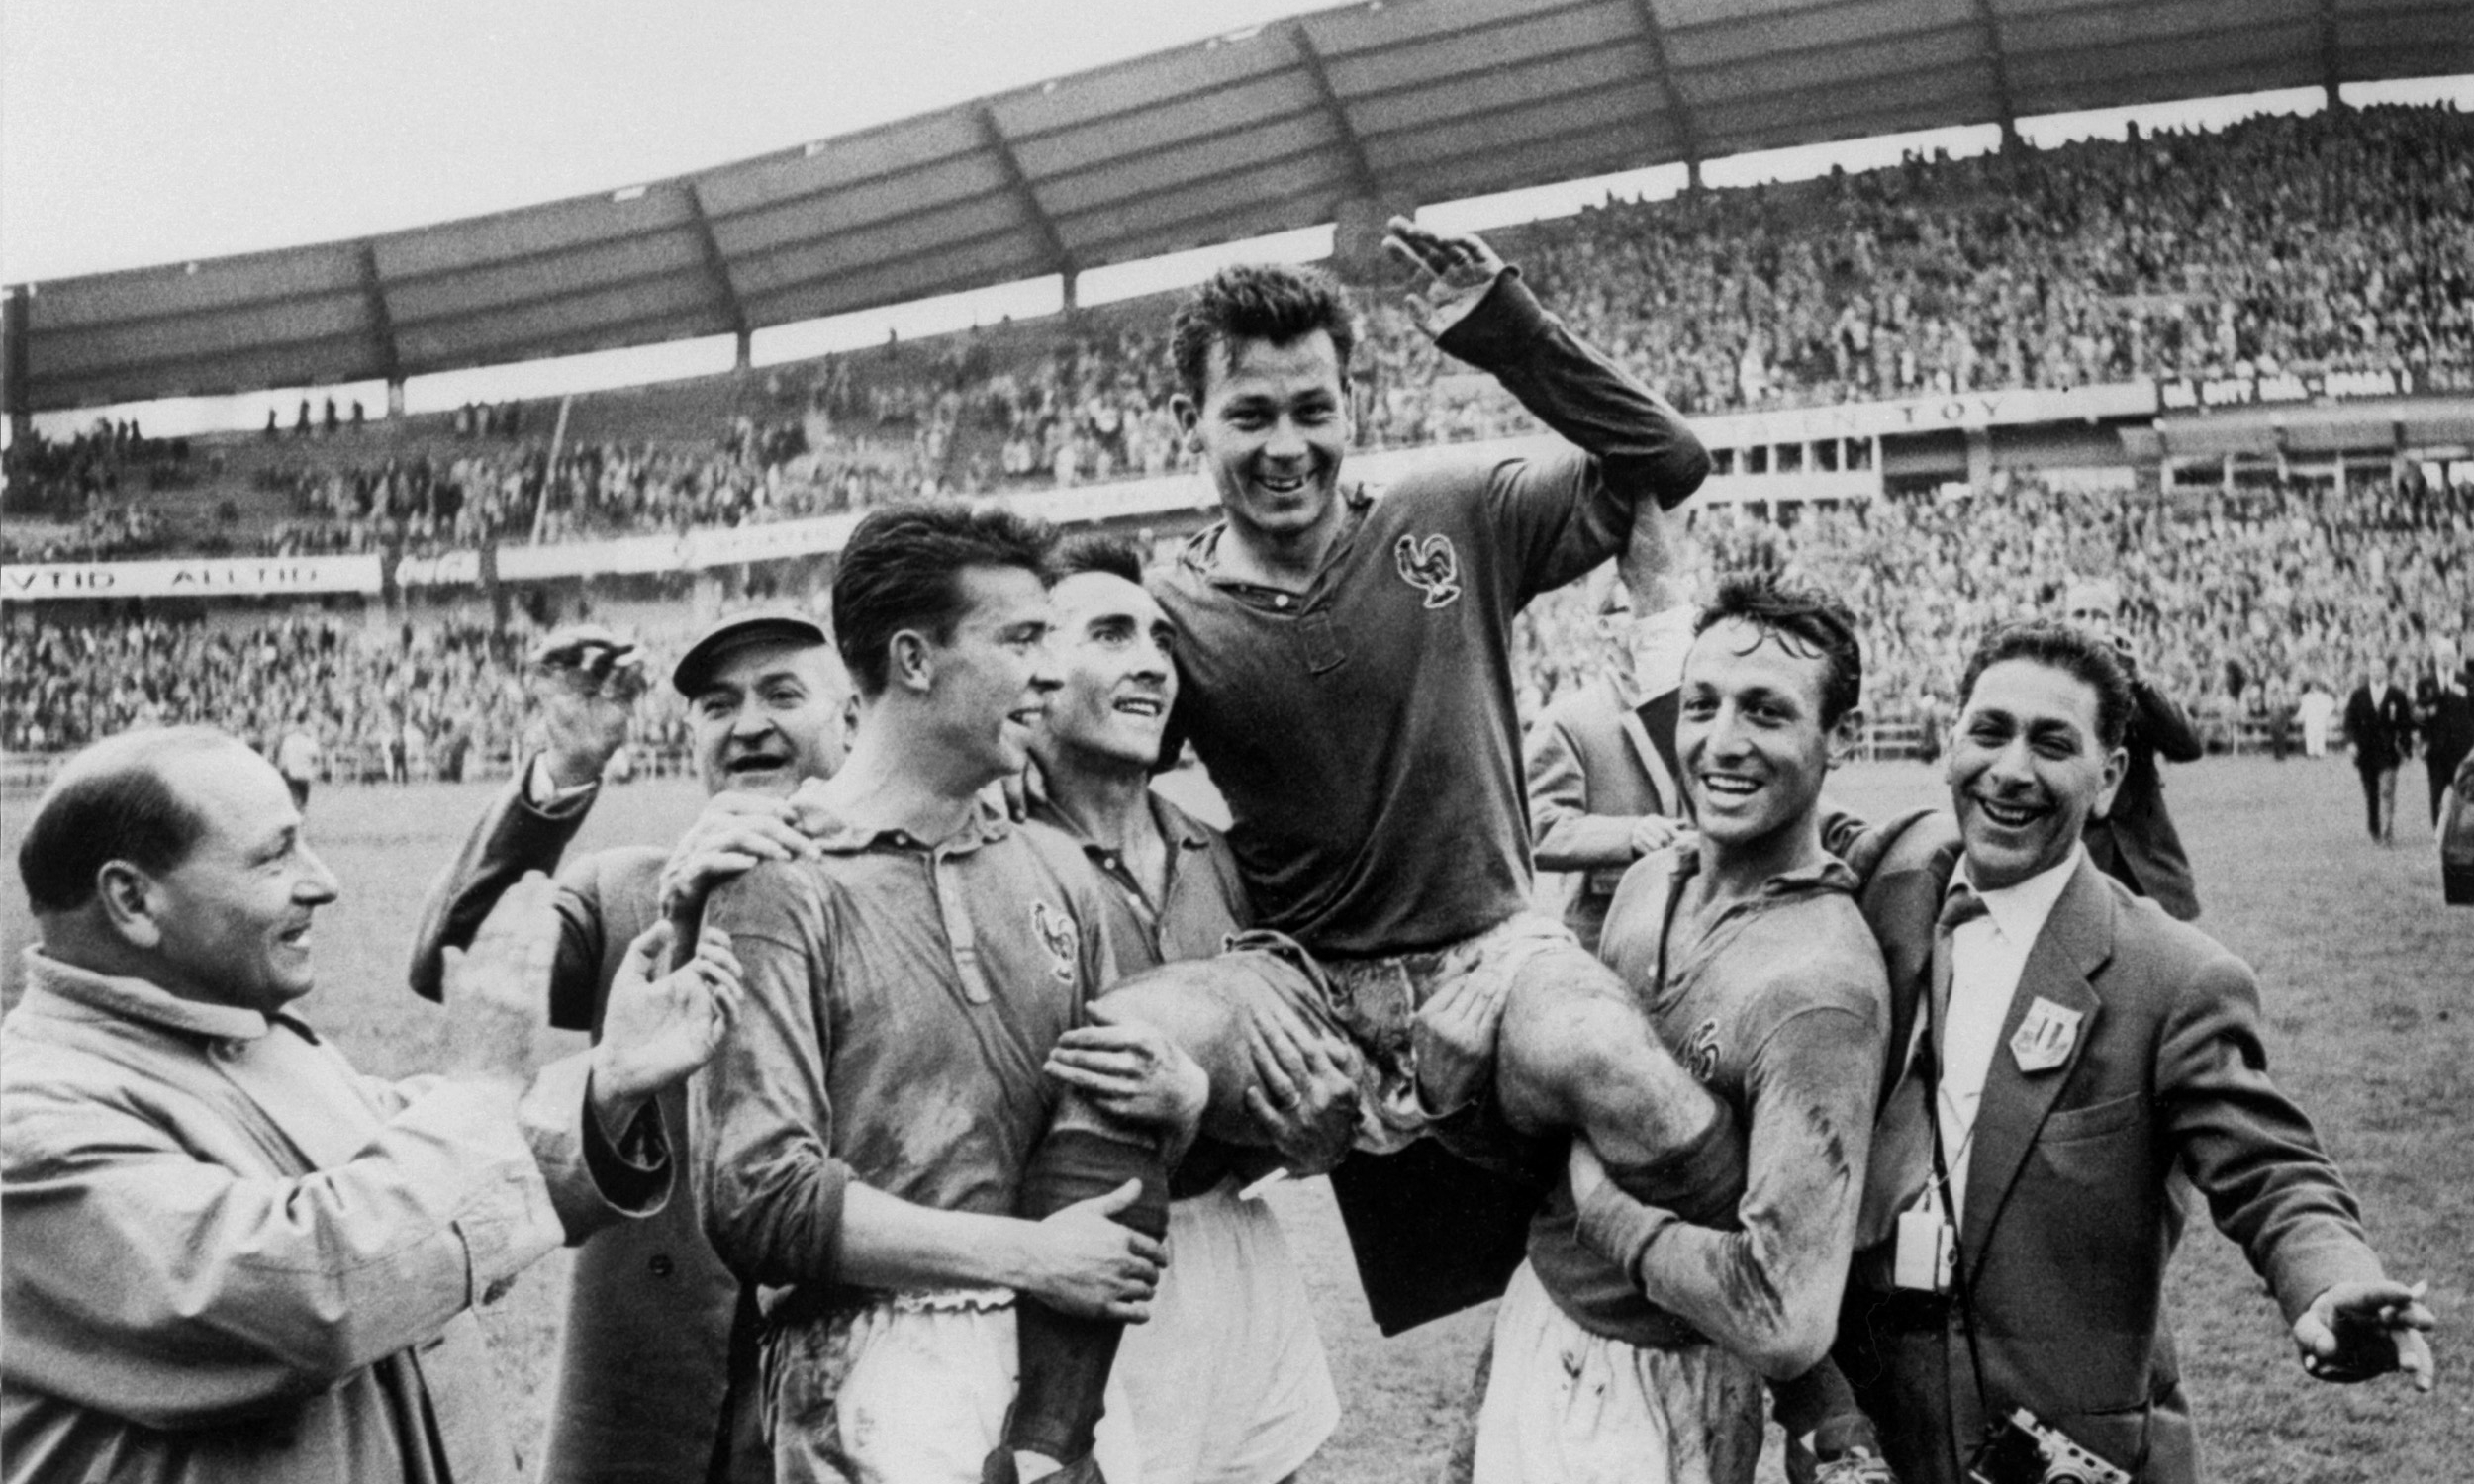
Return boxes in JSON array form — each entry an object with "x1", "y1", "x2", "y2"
[
  {"x1": 1393, "y1": 533, "x2": 1463, "y2": 609},
  {"x1": 1029, "y1": 900, "x2": 1080, "y2": 983}
]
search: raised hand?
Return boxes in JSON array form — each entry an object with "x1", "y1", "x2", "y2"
[
  {"x1": 593, "y1": 921, "x2": 744, "y2": 1108},
  {"x1": 1019, "y1": 1180, "x2": 1169, "y2": 1323},
  {"x1": 1384, "y1": 215, "x2": 1509, "y2": 339},
  {"x1": 2293, "y1": 1279, "x2": 2437, "y2": 1391},
  {"x1": 525, "y1": 625, "x2": 651, "y2": 788},
  {"x1": 657, "y1": 791, "x2": 819, "y2": 926},
  {"x1": 440, "y1": 871, "x2": 559, "y2": 1094}
]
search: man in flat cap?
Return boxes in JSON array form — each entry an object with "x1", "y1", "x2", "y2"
[{"x1": 409, "y1": 609, "x2": 853, "y2": 1484}]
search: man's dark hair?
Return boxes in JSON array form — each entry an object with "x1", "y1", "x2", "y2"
[
  {"x1": 19, "y1": 728, "x2": 229, "y2": 913},
  {"x1": 1694, "y1": 575, "x2": 1865, "y2": 727},
  {"x1": 1959, "y1": 620, "x2": 2136, "y2": 749},
  {"x1": 832, "y1": 501, "x2": 1058, "y2": 696},
  {"x1": 1171, "y1": 263, "x2": 1359, "y2": 404},
  {"x1": 1055, "y1": 533, "x2": 1148, "y2": 586}
]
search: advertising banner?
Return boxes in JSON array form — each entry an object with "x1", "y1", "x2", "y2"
[
  {"x1": 2156, "y1": 368, "x2": 2413, "y2": 411},
  {"x1": 1690, "y1": 381, "x2": 2159, "y2": 448},
  {"x1": 2, "y1": 554, "x2": 383, "y2": 602}
]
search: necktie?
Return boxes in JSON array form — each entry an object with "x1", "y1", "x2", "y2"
[{"x1": 1857, "y1": 884, "x2": 1988, "y2": 1249}]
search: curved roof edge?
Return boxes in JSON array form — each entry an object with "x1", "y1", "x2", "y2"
[{"x1": 9, "y1": 0, "x2": 2470, "y2": 414}]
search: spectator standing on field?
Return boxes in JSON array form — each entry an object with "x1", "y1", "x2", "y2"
[{"x1": 2344, "y1": 660, "x2": 2416, "y2": 844}]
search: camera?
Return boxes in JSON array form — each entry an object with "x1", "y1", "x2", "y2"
[{"x1": 1966, "y1": 1408, "x2": 2131, "y2": 1484}]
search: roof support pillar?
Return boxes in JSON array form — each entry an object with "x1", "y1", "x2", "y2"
[
  {"x1": 2320, "y1": 0, "x2": 2345, "y2": 108},
  {"x1": 979, "y1": 105, "x2": 1077, "y2": 292},
  {"x1": 4, "y1": 286, "x2": 30, "y2": 439},
  {"x1": 1293, "y1": 23, "x2": 1380, "y2": 203},
  {"x1": 1968, "y1": 0, "x2": 2019, "y2": 147},
  {"x1": 355, "y1": 244, "x2": 404, "y2": 400},
  {"x1": 684, "y1": 183, "x2": 753, "y2": 367},
  {"x1": 1626, "y1": 0, "x2": 1704, "y2": 180}
]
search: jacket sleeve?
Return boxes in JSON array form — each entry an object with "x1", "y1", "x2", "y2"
[
  {"x1": 0, "y1": 1067, "x2": 576, "y2": 1430},
  {"x1": 1526, "y1": 709, "x2": 1644, "y2": 870},
  {"x1": 692, "y1": 864, "x2": 854, "y2": 1289},
  {"x1": 407, "y1": 760, "x2": 609, "y2": 1032},
  {"x1": 2130, "y1": 679, "x2": 2204, "y2": 763},
  {"x1": 2161, "y1": 949, "x2": 2386, "y2": 1323}
]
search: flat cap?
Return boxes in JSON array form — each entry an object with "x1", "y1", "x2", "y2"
[{"x1": 670, "y1": 608, "x2": 829, "y2": 696}]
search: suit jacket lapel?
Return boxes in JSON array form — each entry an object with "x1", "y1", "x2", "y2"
[
  {"x1": 1960, "y1": 857, "x2": 2115, "y2": 1263},
  {"x1": 1622, "y1": 688, "x2": 1685, "y2": 821}
]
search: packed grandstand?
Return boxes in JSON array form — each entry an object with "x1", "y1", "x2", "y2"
[{"x1": 5, "y1": 88, "x2": 2471, "y2": 783}]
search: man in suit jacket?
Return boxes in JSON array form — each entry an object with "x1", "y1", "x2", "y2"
[
  {"x1": 2342, "y1": 660, "x2": 2417, "y2": 844},
  {"x1": 2415, "y1": 649, "x2": 2472, "y2": 828},
  {"x1": 1836, "y1": 621, "x2": 2432, "y2": 1484},
  {"x1": 1526, "y1": 588, "x2": 1696, "y2": 953},
  {"x1": 2062, "y1": 579, "x2": 2204, "y2": 919},
  {"x1": 410, "y1": 613, "x2": 852, "y2": 1484}
]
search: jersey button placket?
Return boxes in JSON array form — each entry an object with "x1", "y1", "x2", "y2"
[{"x1": 932, "y1": 845, "x2": 996, "y2": 1004}]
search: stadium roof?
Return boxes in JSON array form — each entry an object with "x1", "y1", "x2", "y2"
[{"x1": 8, "y1": 0, "x2": 2470, "y2": 414}]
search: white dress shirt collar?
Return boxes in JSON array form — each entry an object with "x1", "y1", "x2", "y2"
[{"x1": 1958, "y1": 843, "x2": 2081, "y2": 949}]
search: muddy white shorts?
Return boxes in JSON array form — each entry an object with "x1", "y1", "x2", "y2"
[
  {"x1": 760, "y1": 1288, "x2": 1141, "y2": 1484},
  {"x1": 1474, "y1": 1261, "x2": 1763, "y2": 1484},
  {"x1": 1117, "y1": 1179, "x2": 1339, "y2": 1484}
]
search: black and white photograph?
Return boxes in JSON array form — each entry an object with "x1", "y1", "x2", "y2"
[{"x1": 3, "y1": 2, "x2": 2470, "y2": 1480}]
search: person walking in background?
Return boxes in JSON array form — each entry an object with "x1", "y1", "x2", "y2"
[
  {"x1": 2061, "y1": 578, "x2": 2204, "y2": 920},
  {"x1": 2344, "y1": 660, "x2": 2416, "y2": 844},
  {"x1": 2414, "y1": 642, "x2": 2472, "y2": 829},
  {"x1": 2297, "y1": 679, "x2": 2337, "y2": 759}
]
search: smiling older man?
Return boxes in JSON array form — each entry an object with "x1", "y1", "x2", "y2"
[
  {"x1": 4, "y1": 726, "x2": 736, "y2": 1484},
  {"x1": 408, "y1": 611, "x2": 852, "y2": 1484}
]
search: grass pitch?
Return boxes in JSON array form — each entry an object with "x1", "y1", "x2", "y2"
[{"x1": 3, "y1": 755, "x2": 2466, "y2": 1481}]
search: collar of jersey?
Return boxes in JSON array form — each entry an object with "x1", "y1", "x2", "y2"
[
  {"x1": 1029, "y1": 790, "x2": 1212, "y2": 857},
  {"x1": 803, "y1": 794, "x2": 1015, "y2": 857},
  {"x1": 1665, "y1": 846, "x2": 1858, "y2": 900},
  {"x1": 1180, "y1": 484, "x2": 1377, "y2": 598}
]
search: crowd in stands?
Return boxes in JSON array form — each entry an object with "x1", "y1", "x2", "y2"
[
  {"x1": 3, "y1": 616, "x2": 538, "y2": 781},
  {"x1": 10, "y1": 464, "x2": 2464, "y2": 775},
  {"x1": 1511, "y1": 469, "x2": 2474, "y2": 752},
  {"x1": 2, "y1": 421, "x2": 203, "y2": 559},
  {"x1": 12, "y1": 101, "x2": 2464, "y2": 564}
]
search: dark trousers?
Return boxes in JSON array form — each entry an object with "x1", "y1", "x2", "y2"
[
  {"x1": 2359, "y1": 764, "x2": 2398, "y2": 841},
  {"x1": 2434, "y1": 753, "x2": 2471, "y2": 827}
]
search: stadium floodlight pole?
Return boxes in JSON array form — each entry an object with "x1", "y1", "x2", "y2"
[{"x1": 528, "y1": 394, "x2": 574, "y2": 546}]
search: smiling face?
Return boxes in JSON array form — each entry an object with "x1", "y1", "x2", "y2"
[
  {"x1": 1035, "y1": 569, "x2": 1176, "y2": 773},
  {"x1": 689, "y1": 639, "x2": 851, "y2": 797},
  {"x1": 1947, "y1": 657, "x2": 2127, "y2": 891},
  {"x1": 923, "y1": 564, "x2": 1061, "y2": 788},
  {"x1": 1676, "y1": 617, "x2": 1851, "y2": 854},
  {"x1": 143, "y1": 744, "x2": 340, "y2": 1014},
  {"x1": 1174, "y1": 330, "x2": 1352, "y2": 550}
]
